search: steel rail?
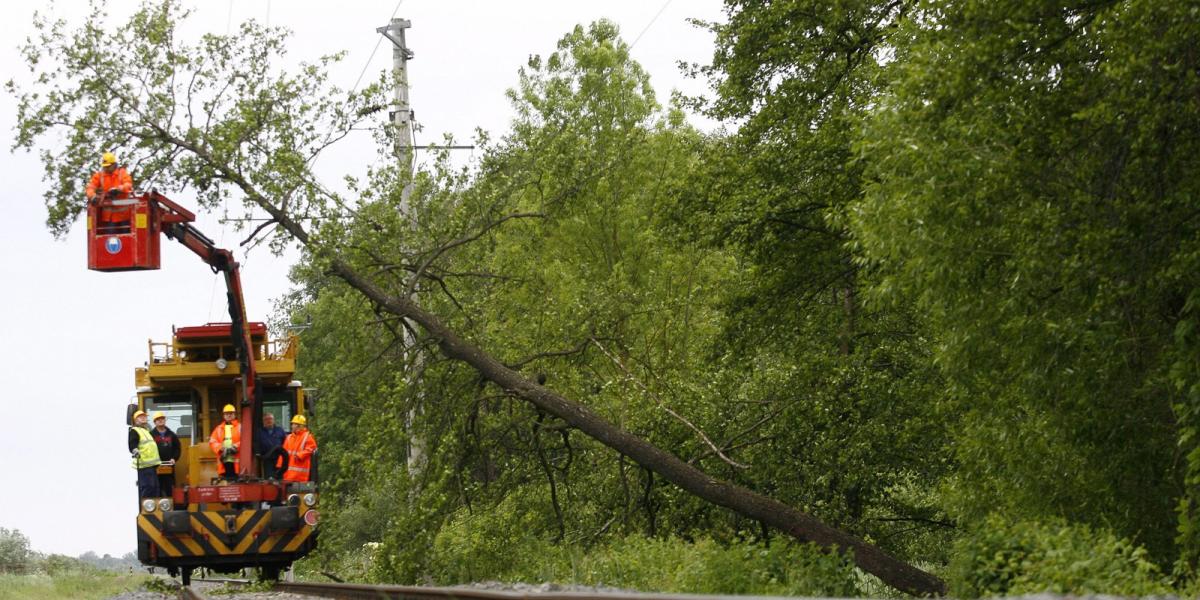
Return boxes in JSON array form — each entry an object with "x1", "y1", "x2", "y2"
[{"x1": 180, "y1": 585, "x2": 208, "y2": 600}]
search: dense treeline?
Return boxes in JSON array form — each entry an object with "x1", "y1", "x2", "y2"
[
  {"x1": 285, "y1": 0, "x2": 1199, "y2": 593},
  {"x1": 12, "y1": 0, "x2": 1200, "y2": 595}
]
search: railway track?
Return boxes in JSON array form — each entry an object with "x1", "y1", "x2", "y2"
[
  {"x1": 179, "y1": 583, "x2": 209, "y2": 600},
  {"x1": 187, "y1": 579, "x2": 802, "y2": 600}
]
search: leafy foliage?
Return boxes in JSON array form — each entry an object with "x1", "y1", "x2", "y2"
[
  {"x1": 947, "y1": 516, "x2": 1172, "y2": 597},
  {"x1": 14, "y1": 0, "x2": 1200, "y2": 594},
  {"x1": 430, "y1": 525, "x2": 861, "y2": 596},
  {"x1": 9, "y1": 0, "x2": 389, "y2": 244},
  {"x1": 850, "y1": 0, "x2": 1199, "y2": 562},
  {"x1": 0, "y1": 528, "x2": 32, "y2": 573}
]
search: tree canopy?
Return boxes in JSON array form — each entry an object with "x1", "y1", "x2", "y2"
[{"x1": 12, "y1": 0, "x2": 1200, "y2": 595}]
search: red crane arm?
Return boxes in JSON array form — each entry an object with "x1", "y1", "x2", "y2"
[{"x1": 150, "y1": 193, "x2": 260, "y2": 477}]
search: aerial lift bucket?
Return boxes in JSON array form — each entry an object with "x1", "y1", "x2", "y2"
[{"x1": 87, "y1": 193, "x2": 162, "y2": 271}]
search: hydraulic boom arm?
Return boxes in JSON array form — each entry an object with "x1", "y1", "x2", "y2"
[{"x1": 151, "y1": 193, "x2": 260, "y2": 477}]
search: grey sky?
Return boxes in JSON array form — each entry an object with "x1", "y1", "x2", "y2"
[{"x1": 0, "y1": 1, "x2": 724, "y2": 557}]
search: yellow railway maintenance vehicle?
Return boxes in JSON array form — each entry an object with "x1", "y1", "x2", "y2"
[{"x1": 88, "y1": 191, "x2": 319, "y2": 584}]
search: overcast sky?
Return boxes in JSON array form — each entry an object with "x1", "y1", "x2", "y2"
[{"x1": 0, "y1": 0, "x2": 725, "y2": 557}]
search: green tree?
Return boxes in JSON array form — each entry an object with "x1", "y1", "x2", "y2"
[
  {"x1": 850, "y1": 0, "x2": 1199, "y2": 566},
  {"x1": 0, "y1": 527, "x2": 33, "y2": 573},
  {"x1": 685, "y1": 0, "x2": 954, "y2": 559},
  {"x1": 11, "y1": 2, "x2": 943, "y2": 593}
]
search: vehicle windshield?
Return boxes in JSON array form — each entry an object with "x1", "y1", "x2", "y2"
[{"x1": 145, "y1": 394, "x2": 195, "y2": 440}]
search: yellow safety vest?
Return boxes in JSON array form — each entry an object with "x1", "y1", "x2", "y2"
[{"x1": 131, "y1": 426, "x2": 161, "y2": 469}]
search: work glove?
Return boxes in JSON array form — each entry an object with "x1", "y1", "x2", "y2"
[
  {"x1": 107, "y1": 188, "x2": 123, "y2": 197},
  {"x1": 131, "y1": 449, "x2": 140, "y2": 458}
]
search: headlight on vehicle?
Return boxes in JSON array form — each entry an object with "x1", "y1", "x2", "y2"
[
  {"x1": 303, "y1": 510, "x2": 319, "y2": 527},
  {"x1": 142, "y1": 499, "x2": 157, "y2": 513},
  {"x1": 303, "y1": 493, "x2": 317, "y2": 507},
  {"x1": 287, "y1": 494, "x2": 300, "y2": 507},
  {"x1": 157, "y1": 498, "x2": 172, "y2": 512}
]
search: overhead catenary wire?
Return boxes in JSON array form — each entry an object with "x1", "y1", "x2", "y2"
[
  {"x1": 628, "y1": 0, "x2": 676, "y2": 49},
  {"x1": 351, "y1": 0, "x2": 406, "y2": 95}
]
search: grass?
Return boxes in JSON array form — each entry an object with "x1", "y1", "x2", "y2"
[{"x1": 0, "y1": 571, "x2": 151, "y2": 600}]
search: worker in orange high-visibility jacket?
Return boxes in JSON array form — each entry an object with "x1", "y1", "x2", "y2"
[
  {"x1": 86, "y1": 152, "x2": 135, "y2": 233},
  {"x1": 208, "y1": 404, "x2": 242, "y2": 481},
  {"x1": 282, "y1": 415, "x2": 317, "y2": 482}
]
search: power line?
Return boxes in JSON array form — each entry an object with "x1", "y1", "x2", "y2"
[
  {"x1": 631, "y1": 0, "x2": 674, "y2": 49},
  {"x1": 351, "y1": 0, "x2": 406, "y2": 94}
]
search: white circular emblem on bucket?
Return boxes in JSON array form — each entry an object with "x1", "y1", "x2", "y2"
[{"x1": 105, "y1": 236, "x2": 122, "y2": 254}]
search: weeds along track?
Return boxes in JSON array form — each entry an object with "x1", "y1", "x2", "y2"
[{"x1": 194, "y1": 579, "x2": 805, "y2": 600}]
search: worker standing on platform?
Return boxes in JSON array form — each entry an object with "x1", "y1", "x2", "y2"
[
  {"x1": 256, "y1": 412, "x2": 287, "y2": 480},
  {"x1": 282, "y1": 415, "x2": 317, "y2": 483},
  {"x1": 151, "y1": 412, "x2": 181, "y2": 497},
  {"x1": 86, "y1": 152, "x2": 134, "y2": 233},
  {"x1": 209, "y1": 405, "x2": 241, "y2": 481},
  {"x1": 128, "y1": 410, "x2": 161, "y2": 498}
]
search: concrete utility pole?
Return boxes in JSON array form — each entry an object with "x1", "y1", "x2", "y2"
[
  {"x1": 377, "y1": 17, "x2": 425, "y2": 476},
  {"x1": 377, "y1": 18, "x2": 414, "y2": 174}
]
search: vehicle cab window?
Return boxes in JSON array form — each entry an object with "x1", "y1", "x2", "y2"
[
  {"x1": 144, "y1": 395, "x2": 196, "y2": 440},
  {"x1": 262, "y1": 390, "x2": 293, "y2": 425}
]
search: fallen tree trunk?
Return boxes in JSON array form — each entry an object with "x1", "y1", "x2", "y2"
[{"x1": 324, "y1": 257, "x2": 947, "y2": 596}]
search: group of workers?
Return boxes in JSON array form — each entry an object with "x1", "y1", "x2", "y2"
[
  {"x1": 99, "y1": 149, "x2": 321, "y2": 502},
  {"x1": 129, "y1": 407, "x2": 318, "y2": 499}
]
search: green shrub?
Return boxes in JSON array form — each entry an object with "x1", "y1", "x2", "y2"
[
  {"x1": 422, "y1": 495, "x2": 858, "y2": 596},
  {"x1": 0, "y1": 528, "x2": 33, "y2": 574},
  {"x1": 947, "y1": 515, "x2": 1172, "y2": 597},
  {"x1": 569, "y1": 536, "x2": 859, "y2": 596},
  {"x1": 36, "y1": 554, "x2": 94, "y2": 577},
  {"x1": 426, "y1": 489, "x2": 563, "y2": 583}
]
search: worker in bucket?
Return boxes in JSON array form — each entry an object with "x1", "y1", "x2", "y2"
[{"x1": 86, "y1": 151, "x2": 134, "y2": 233}]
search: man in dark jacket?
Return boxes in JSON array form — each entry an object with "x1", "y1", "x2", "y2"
[
  {"x1": 151, "y1": 412, "x2": 182, "y2": 497},
  {"x1": 256, "y1": 412, "x2": 288, "y2": 480}
]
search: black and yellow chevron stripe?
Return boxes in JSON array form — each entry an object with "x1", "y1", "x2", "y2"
[{"x1": 137, "y1": 509, "x2": 315, "y2": 559}]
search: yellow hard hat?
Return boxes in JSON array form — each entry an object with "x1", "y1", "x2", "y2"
[
  {"x1": 291, "y1": 415, "x2": 307, "y2": 426},
  {"x1": 152, "y1": 412, "x2": 166, "y2": 421},
  {"x1": 100, "y1": 152, "x2": 117, "y2": 167},
  {"x1": 223, "y1": 404, "x2": 237, "y2": 413},
  {"x1": 132, "y1": 410, "x2": 147, "y2": 419}
]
